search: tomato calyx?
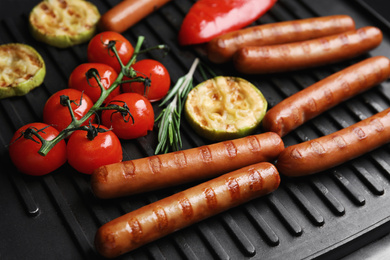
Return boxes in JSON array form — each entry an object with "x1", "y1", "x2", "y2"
[
  {"x1": 58, "y1": 93, "x2": 90, "y2": 131},
  {"x1": 98, "y1": 37, "x2": 124, "y2": 63},
  {"x1": 100, "y1": 100, "x2": 135, "y2": 124},
  {"x1": 59, "y1": 94, "x2": 82, "y2": 107},
  {"x1": 103, "y1": 39, "x2": 126, "y2": 70},
  {"x1": 104, "y1": 40, "x2": 118, "y2": 54},
  {"x1": 82, "y1": 121, "x2": 111, "y2": 141},
  {"x1": 85, "y1": 67, "x2": 101, "y2": 81},
  {"x1": 121, "y1": 73, "x2": 152, "y2": 96},
  {"x1": 85, "y1": 68, "x2": 103, "y2": 89},
  {"x1": 11, "y1": 125, "x2": 50, "y2": 146}
]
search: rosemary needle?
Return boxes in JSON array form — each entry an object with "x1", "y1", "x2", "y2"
[{"x1": 155, "y1": 58, "x2": 200, "y2": 154}]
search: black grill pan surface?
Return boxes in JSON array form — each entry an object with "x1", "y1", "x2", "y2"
[{"x1": 1, "y1": 0, "x2": 390, "y2": 259}]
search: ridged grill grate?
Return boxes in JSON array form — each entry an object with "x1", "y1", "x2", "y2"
[{"x1": 1, "y1": 0, "x2": 390, "y2": 259}]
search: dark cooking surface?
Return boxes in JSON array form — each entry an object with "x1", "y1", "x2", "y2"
[{"x1": 1, "y1": 0, "x2": 390, "y2": 259}]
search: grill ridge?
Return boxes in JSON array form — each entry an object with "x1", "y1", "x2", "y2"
[{"x1": 2, "y1": 0, "x2": 390, "y2": 259}]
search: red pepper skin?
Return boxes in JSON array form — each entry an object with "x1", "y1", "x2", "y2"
[{"x1": 178, "y1": 0, "x2": 277, "y2": 46}]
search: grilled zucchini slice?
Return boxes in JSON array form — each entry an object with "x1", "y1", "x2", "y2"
[
  {"x1": 184, "y1": 76, "x2": 267, "y2": 141},
  {"x1": 0, "y1": 43, "x2": 46, "y2": 99},
  {"x1": 29, "y1": 0, "x2": 100, "y2": 48}
]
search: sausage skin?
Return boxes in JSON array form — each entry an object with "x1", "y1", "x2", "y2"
[
  {"x1": 262, "y1": 56, "x2": 390, "y2": 137},
  {"x1": 233, "y1": 26, "x2": 383, "y2": 74},
  {"x1": 276, "y1": 107, "x2": 390, "y2": 177},
  {"x1": 95, "y1": 162, "x2": 280, "y2": 258},
  {"x1": 91, "y1": 132, "x2": 284, "y2": 199},
  {"x1": 98, "y1": 0, "x2": 172, "y2": 33},
  {"x1": 207, "y1": 15, "x2": 356, "y2": 63}
]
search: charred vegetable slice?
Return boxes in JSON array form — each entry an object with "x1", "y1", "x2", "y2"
[
  {"x1": 0, "y1": 43, "x2": 46, "y2": 99},
  {"x1": 29, "y1": 0, "x2": 100, "y2": 48},
  {"x1": 184, "y1": 76, "x2": 267, "y2": 141}
]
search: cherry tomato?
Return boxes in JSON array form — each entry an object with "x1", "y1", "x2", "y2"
[
  {"x1": 43, "y1": 89, "x2": 95, "y2": 133},
  {"x1": 87, "y1": 31, "x2": 134, "y2": 73},
  {"x1": 67, "y1": 124, "x2": 122, "y2": 174},
  {"x1": 9, "y1": 122, "x2": 67, "y2": 176},
  {"x1": 68, "y1": 63, "x2": 120, "y2": 104},
  {"x1": 101, "y1": 93, "x2": 154, "y2": 139},
  {"x1": 122, "y1": 59, "x2": 171, "y2": 102}
]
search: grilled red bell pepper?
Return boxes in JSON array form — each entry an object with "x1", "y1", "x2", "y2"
[{"x1": 178, "y1": 0, "x2": 277, "y2": 46}]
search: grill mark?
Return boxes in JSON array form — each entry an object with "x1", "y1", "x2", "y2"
[
  {"x1": 216, "y1": 38, "x2": 226, "y2": 48},
  {"x1": 233, "y1": 32, "x2": 244, "y2": 44},
  {"x1": 204, "y1": 187, "x2": 218, "y2": 210},
  {"x1": 58, "y1": 0, "x2": 67, "y2": 9},
  {"x1": 179, "y1": 197, "x2": 193, "y2": 220},
  {"x1": 340, "y1": 79, "x2": 351, "y2": 94},
  {"x1": 280, "y1": 45, "x2": 290, "y2": 57},
  {"x1": 247, "y1": 135, "x2": 261, "y2": 152},
  {"x1": 307, "y1": 98, "x2": 317, "y2": 112},
  {"x1": 292, "y1": 106, "x2": 300, "y2": 123},
  {"x1": 319, "y1": 38, "x2": 331, "y2": 51},
  {"x1": 271, "y1": 24, "x2": 282, "y2": 38},
  {"x1": 199, "y1": 146, "x2": 212, "y2": 163},
  {"x1": 357, "y1": 73, "x2": 367, "y2": 88},
  {"x1": 123, "y1": 161, "x2": 135, "y2": 178},
  {"x1": 252, "y1": 27, "x2": 263, "y2": 40},
  {"x1": 260, "y1": 46, "x2": 270, "y2": 58},
  {"x1": 103, "y1": 233, "x2": 116, "y2": 249},
  {"x1": 312, "y1": 20, "x2": 321, "y2": 32},
  {"x1": 128, "y1": 218, "x2": 143, "y2": 242},
  {"x1": 41, "y1": 3, "x2": 49, "y2": 11},
  {"x1": 338, "y1": 33, "x2": 349, "y2": 46},
  {"x1": 301, "y1": 42, "x2": 311, "y2": 54},
  {"x1": 292, "y1": 21, "x2": 302, "y2": 33},
  {"x1": 353, "y1": 127, "x2": 367, "y2": 140},
  {"x1": 332, "y1": 135, "x2": 347, "y2": 149},
  {"x1": 223, "y1": 141, "x2": 237, "y2": 158},
  {"x1": 153, "y1": 206, "x2": 168, "y2": 231},
  {"x1": 249, "y1": 168, "x2": 263, "y2": 191},
  {"x1": 290, "y1": 148, "x2": 302, "y2": 159},
  {"x1": 193, "y1": 106, "x2": 208, "y2": 127},
  {"x1": 173, "y1": 151, "x2": 187, "y2": 168},
  {"x1": 149, "y1": 156, "x2": 162, "y2": 174},
  {"x1": 278, "y1": 117, "x2": 285, "y2": 136},
  {"x1": 226, "y1": 177, "x2": 240, "y2": 200},
  {"x1": 324, "y1": 89, "x2": 333, "y2": 104},
  {"x1": 373, "y1": 63, "x2": 384, "y2": 81},
  {"x1": 311, "y1": 141, "x2": 326, "y2": 155},
  {"x1": 95, "y1": 167, "x2": 108, "y2": 183},
  {"x1": 370, "y1": 118, "x2": 384, "y2": 132},
  {"x1": 357, "y1": 28, "x2": 367, "y2": 39}
]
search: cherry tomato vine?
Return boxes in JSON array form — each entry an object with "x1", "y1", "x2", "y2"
[{"x1": 24, "y1": 35, "x2": 167, "y2": 157}]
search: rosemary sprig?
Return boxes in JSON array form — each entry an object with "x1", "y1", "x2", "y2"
[{"x1": 155, "y1": 58, "x2": 200, "y2": 154}]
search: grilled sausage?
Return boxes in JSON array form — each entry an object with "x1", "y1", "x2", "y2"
[
  {"x1": 207, "y1": 15, "x2": 356, "y2": 63},
  {"x1": 91, "y1": 132, "x2": 284, "y2": 199},
  {"x1": 95, "y1": 162, "x2": 280, "y2": 258},
  {"x1": 98, "y1": 0, "x2": 172, "y2": 33},
  {"x1": 276, "y1": 107, "x2": 390, "y2": 176},
  {"x1": 233, "y1": 26, "x2": 383, "y2": 74},
  {"x1": 262, "y1": 56, "x2": 390, "y2": 137}
]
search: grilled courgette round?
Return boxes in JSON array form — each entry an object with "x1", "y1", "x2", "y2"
[
  {"x1": 29, "y1": 0, "x2": 100, "y2": 48},
  {"x1": 0, "y1": 43, "x2": 46, "y2": 99},
  {"x1": 184, "y1": 76, "x2": 267, "y2": 141}
]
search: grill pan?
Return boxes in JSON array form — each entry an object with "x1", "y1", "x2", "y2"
[{"x1": 1, "y1": 0, "x2": 390, "y2": 259}]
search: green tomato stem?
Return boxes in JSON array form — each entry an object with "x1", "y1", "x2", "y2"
[{"x1": 38, "y1": 36, "x2": 148, "y2": 156}]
